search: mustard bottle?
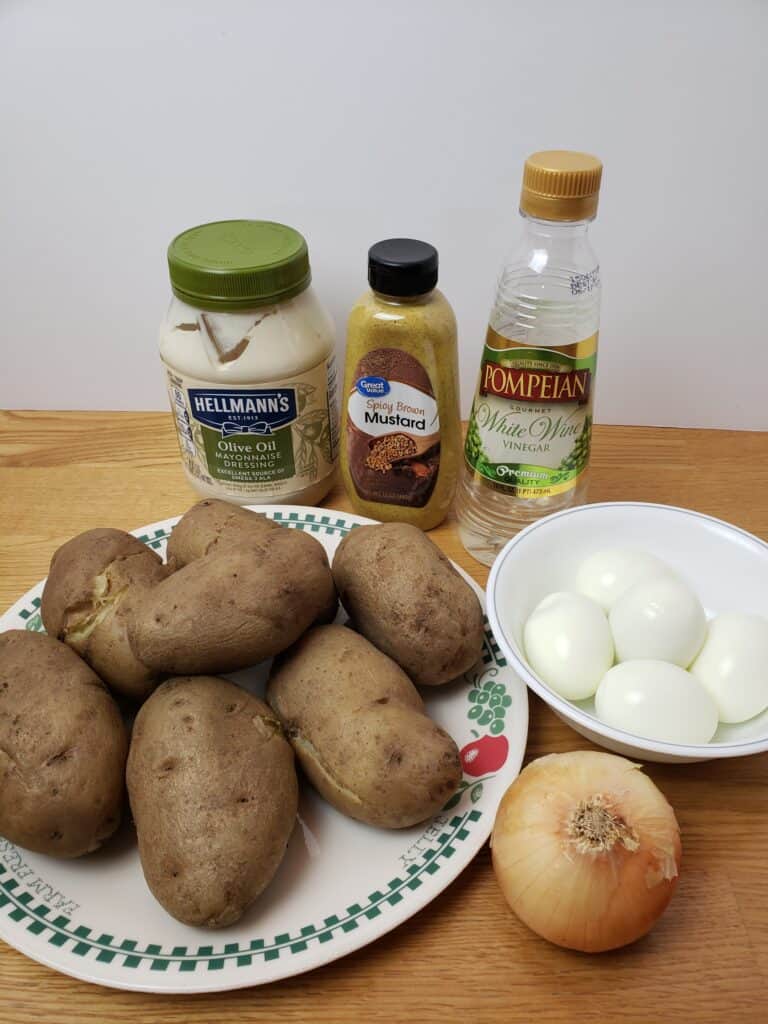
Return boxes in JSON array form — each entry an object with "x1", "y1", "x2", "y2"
[{"x1": 341, "y1": 239, "x2": 461, "y2": 530}]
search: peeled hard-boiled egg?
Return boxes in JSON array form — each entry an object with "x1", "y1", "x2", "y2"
[
  {"x1": 576, "y1": 548, "x2": 672, "y2": 611},
  {"x1": 595, "y1": 660, "x2": 719, "y2": 744},
  {"x1": 690, "y1": 613, "x2": 768, "y2": 723},
  {"x1": 523, "y1": 592, "x2": 614, "y2": 701},
  {"x1": 609, "y1": 576, "x2": 707, "y2": 667}
]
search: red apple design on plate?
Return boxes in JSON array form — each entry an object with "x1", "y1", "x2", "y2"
[{"x1": 460, "y1": 734, "x2": 509, "y2": 776}]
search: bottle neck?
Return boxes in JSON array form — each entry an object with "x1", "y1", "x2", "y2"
[
  {"x1": 520, "y1": 213, "x2": 591, "y2": 241},
  {"x1": 371, "y1": 288, "x2": 435, "y2": 306}
]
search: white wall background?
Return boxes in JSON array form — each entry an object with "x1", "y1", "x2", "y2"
[{"x1": 1, "y1": 0, "x2": 766, "y2": 429}]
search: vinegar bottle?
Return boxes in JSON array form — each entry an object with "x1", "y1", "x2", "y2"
[{"x1": 456, "y1": 150, "x2": 603, "y2": 565}]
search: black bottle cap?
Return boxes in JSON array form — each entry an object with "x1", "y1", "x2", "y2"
[{"x1": 368, "y1": 238, "x2": 438, "y2": 297}]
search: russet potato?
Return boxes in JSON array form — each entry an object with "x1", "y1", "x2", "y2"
[
  {"x1": 268, "y1": 624, "x2": 462, "y2": 828},
  {"x1": 0, "y1": 631, "x2": 128, "y2": 858},
  {"x1": 127, "y1": 675, "x2": 298, "y2": 928},
  {"x1": 332, "y1": 523, "x2": 484, "y2": 685},
  {"x1": 129, "y1": 508, "x2": 337, "y2": 674},
  {"x1": 41, "y1": 528, "x2": 168, "y2": 701}
]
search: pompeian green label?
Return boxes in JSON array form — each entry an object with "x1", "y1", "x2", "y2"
[
  {"x1": 200, "y1": 424, "x2": 295, "y2": 483},
  {"x1": 465, "y1": 329, "x2": 598, "y2": 498}
]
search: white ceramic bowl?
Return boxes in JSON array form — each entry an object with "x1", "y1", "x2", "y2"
[{"x1": 486, "y1": 502, "x2": 768, "y2": 763}]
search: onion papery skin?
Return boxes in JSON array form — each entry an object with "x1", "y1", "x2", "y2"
[{"x1": 491, "y1": 751, "x2": 681, "y2": 953}]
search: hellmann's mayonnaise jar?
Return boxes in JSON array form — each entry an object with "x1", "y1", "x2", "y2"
[{"x1": 159, "y1": 220, "x2": 339, "y2": 505}]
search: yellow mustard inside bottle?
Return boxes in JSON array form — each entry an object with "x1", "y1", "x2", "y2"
[{"x1": 341, "y1": 239, "x2": 461, "y2": 530}]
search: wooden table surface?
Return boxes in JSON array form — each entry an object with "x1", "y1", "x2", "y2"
[{"x1": 0, "y1": 411, "x2": 766, "y2": 1023}]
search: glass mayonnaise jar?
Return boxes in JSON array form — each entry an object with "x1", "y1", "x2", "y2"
[{"x1": 160, "y1": 220, "x2": 339, "y2": 505}]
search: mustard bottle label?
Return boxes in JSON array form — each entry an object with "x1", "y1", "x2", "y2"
[
  {"x1": 464, "y1": 329, "x2": 597, "y2": 498},
  {"x1": 345, "y1": 347, "x2": 440, "y2": 508}
]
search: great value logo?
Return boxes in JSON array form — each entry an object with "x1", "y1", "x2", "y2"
[
  {"x1": 355, "y1": 375, "x2": 390, "y2": 398},
  {"x1": 188, "y1": 388, "x2": 297, "y2": 436}
]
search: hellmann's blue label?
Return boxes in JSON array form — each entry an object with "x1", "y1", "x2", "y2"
[
  {"x1": 167, "y1": 360, "x2": 338, "y2": 496},
  {"x1": 188, "y1": 388, "x2": 298, "y2": 436}
]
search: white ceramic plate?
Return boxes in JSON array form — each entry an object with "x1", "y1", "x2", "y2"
[
  {"x1": 0, "y1": 506, "x2": 527, "y2": 992},
  {"x1": 486, "y1": 501, "x2": 768, "y2": 764}
]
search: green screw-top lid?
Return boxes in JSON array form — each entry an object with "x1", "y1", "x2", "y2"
[{"x1": 167, "y1": 219, "x2": 311, "y2": 311}]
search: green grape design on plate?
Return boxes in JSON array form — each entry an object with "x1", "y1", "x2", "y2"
[
  {"x1": 443, "y1": 668, "x2": 513, "y2": 810},
  {"x1": 467, "y1": 672, "x2": 513, "y2": 734}
]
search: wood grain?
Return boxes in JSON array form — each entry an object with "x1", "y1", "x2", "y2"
[{"x1": 0, "y1": 411, "x2": 766, "y2": 1023}]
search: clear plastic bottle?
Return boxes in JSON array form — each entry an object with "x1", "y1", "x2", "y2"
[{"x1": 457, "y1": 151, "x2": 603, "y2": 565}]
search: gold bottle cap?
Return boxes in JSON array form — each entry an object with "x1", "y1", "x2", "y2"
[{"x1": 520, "y1": 150, "x2": 603, "y2": 222}]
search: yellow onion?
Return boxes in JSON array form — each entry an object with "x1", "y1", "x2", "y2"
[{"x1": 491, "y1": 750, "x2": 681, "y2": 953}]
